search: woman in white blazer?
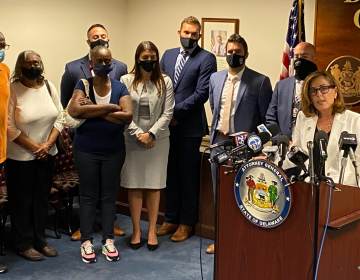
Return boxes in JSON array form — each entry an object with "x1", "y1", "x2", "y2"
[
  {"x1": 291, "y1": 70, "x2": 360, "y2": 187},
  {"x1": 120, "y1": 41, "x2": 174, "y2": 251}
]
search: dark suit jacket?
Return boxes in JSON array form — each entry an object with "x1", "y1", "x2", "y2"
[
  {"x1": 265, "y1": 76, "x2": 295, "y2": 137},
  {"x1": 209, "y1": 67, "x2": 273, "y2": 144},
  {"x1": 60, "y1": 55, "x2": 127, "y2": 107},
  {"x1": 160, "y1": 46, "x2": 217, "y2": 137}
]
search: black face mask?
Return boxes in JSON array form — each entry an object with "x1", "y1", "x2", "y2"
[
  {"x1": 93, "y1": 63, "x2": 113, "y2": 77},
  {"x1": 21, "y1": 66, "x2": 43, "y2": 80},
  {"x1": 89, "y1": 39, "x2": 109, "y2": 49},
  {"x1": 138, "y1": 60, "x2": 156, "y2": 73},
  {"x1": 180, "y1": 37, "x2": 198, "y2": 50},
  {"x1": 294, "y1": 58, "x2": 317, "y2": 80},
  {"x1": 226, "y1": 53, "x2": 246, "y2": 68}
]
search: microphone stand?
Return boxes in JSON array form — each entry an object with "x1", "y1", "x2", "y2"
[
  {"x1": 307, "y1": 141, "x2": 320, "y2": 280},
  {"x1": 348, "y1": 147, "x2": 360, "y2": 187},
  {"x1": 339, "y1": 149, "x2": 349, "y2": 185}
]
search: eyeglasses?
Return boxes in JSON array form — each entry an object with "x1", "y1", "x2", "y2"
[
  {"x1": 0, "y1": 44, "x2": 10, "y2": 50},
  {"x1": 309, "y1": 85, "x2": 335, "y2": 96}
]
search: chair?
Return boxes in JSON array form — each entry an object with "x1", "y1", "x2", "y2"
[{"x1": 50, "y1": 128, "x2": 79, "y2": 237}]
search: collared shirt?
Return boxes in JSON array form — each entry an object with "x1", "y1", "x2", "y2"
[
  {"x1": 216, "y1": 67, "x2": 245, "y2": 133},
  {"x1": 291, "y1": 79, "x2": 304, "y2": 132},
  {"x1": 174, "y1": 47, "x2": 190, "y2": 73}
]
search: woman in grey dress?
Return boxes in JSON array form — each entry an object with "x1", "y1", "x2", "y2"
[{"x1": 120, "y1": 41, "x2": 174, "y2": 250}]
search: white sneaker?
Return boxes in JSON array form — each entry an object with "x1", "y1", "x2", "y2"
[{"x1": 102, "y1": 239, "x2": 120, "y2": 262}]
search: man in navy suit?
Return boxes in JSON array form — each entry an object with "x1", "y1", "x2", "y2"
[
  {"x1": 207, "y1": 33, "x2": 273, "y2": 253},
  {"x1": 60, "y1": 23, "x2": 127, "y2": 108},
  {"x1": 60, "y1": 24, "x2": 127, "y2": 240},
  {"x1": 157, "y1": 16, "x2": 217, "y2": 242},
  {"x1": 266, "y1": 42, "x2": 317, "y2": 137}
]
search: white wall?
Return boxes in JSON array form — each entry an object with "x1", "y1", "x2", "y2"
[
  {"x1": 123, "y1": 0, "x2": 316, "y2": 86},
  {"x1": 0, "y1": 0, "x2": 315, "y2": 91},
  {"x1": 1, "y1": 0, "x2": 127, "y2": 89}
]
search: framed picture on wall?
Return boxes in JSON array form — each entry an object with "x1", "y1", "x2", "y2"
[{"x1": 201, "y1": 18, "x2": 240, "y2": 71}]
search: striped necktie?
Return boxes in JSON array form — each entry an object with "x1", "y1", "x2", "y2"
[{"x1": 174, "y1": 51, "x2": 188, "y2": 85}]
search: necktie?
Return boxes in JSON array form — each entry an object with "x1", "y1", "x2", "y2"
[
  {"x1": 174, "y1": 51, "x2": 188, "y2": 85},
  {"x1": 219, "y1": 76, "x2": 239, "y2": 135}
]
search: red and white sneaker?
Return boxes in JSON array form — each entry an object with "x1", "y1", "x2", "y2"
[
  {"x1": 102, "y1": 239, "x2": 120, "y2": 262},
  {"x1": 80, "y1": 240, "x2": 96, "y2": 264}
]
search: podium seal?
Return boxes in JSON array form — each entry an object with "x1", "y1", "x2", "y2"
[{"x1": 234, "y1": 160, "x2": 291, "y2": 228}]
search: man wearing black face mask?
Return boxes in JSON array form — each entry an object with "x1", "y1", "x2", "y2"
[
  {"x1": 266, "y1": 42, "x2": 317, "y2": 138},
  {"x1": 60, "y1": 23, "x2": 127, "y2": 108},
  {"x1": 207, "y1": 33, "x2": 272, "y2": 254},
  {"x1": 158, "y1": 16, "x2": 217, "y2": 242},
  {"x1": 60, "y1": 24, "x2": 127, "y2": 241}
]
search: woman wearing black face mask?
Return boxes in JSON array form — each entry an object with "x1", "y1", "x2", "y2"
[
  {"x1": 120, "y1": 41, "x2": 174, "y2": 251},
  {"x1": 6, "y1": 50, "x2": 63, "y2": 261},
  {"x1": 67, "y1": 46, "x2": 133, "y2": 263}
]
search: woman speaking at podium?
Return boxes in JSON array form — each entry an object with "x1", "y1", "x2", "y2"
[{"x1": 290, "y1": 70, "x2": 360, "y2": 187}]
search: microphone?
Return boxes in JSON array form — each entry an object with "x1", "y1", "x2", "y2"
[
  {"x1": 315, "y1": 130, "x2": 328, "y2": 161},
  {"x1": 209, "y1": 139, "x2": 234, "y2": 149},
  {"x1": 339, "y1": 131, "x2": 359, "y2": 186},
  {"x1": 287, "y1": 146, "x2": 309, "y2": 173},
  {"x1": 247, "y1": 132, "x2": 271, "y2": 154},
  {"x1": 307, "y1": 141, "x2": 315, "y2": 185},
  {"x1": 272, "y1": 134, "x2": 290, "y2": 168},
  {"x1": 230, "y1": 131, "x2": 249, "y2": 146},
  {"x1": 339, "y1": 131, "x2": 357, "y2": 156},
  {"x1": 267, "y1": 123, "x2": 281, "y2": 137},
  {"x1": 228, "y1": 132, "x2": 271, "y2": 160}
]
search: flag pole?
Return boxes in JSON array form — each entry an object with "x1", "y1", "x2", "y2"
[{"x1": 298, "y1": 0, "x2": 303, "y2": 42}]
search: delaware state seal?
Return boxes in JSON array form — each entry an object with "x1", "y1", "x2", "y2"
[{"x1": 234, "y1": 159, "x2": 291, "y2": 229}]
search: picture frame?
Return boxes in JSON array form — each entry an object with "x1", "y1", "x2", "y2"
[{"x1": 201, "y1": 18, "x2": 240, "y2": 71}]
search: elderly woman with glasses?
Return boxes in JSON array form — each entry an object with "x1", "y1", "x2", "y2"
[{"x1": 290, "y1": 70, "x2": 360, "y2": 186}]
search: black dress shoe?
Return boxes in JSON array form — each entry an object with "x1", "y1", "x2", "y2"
[
  {"x1": 128, "y1": 240, "x2": 144, "y2": 250},
  {"x1": 147, "y1": 243, "x2": 159, "y2": 251}
]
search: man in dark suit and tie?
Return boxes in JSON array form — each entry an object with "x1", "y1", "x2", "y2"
[
  {"x1": 60, "y1": 23, "x2": 127, "y2": 108},
  {"x1": 207, "y1": 33, "x2": 273, "y2": 253},
  {"x1": 158, "y1": 16, "x2": 217, "y2": 242},
  {"x1": 266, "y1": 42, "x2": 317, "y2": 137},
  {"x1": 60, "y1": 23, "x2": 127, "y2": 240}
]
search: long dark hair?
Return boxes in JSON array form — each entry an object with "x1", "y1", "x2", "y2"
[
  {"x1": 11, "y1": 50, "x2": 45, "y2": 83},
  {"x1": 130, "y1": 41, "x2": 165, "y2": 96}
]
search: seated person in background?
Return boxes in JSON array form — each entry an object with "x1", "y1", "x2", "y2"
[
  {"x1": 67, "y1": 46, "x2": 132, "y2": 263},
  {"x1": 289, "y1": 70, "x2": 360, "y2": 187}
]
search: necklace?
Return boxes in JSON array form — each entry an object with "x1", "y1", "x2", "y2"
[{"x1": 317, "y1": 115, "x2": 334, "y2": 132}]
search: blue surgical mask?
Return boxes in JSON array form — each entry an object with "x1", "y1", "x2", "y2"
[{"x1": 0, "y1": 50, "x2": 5, "y2": 63}]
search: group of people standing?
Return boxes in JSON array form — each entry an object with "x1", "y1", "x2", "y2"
[{"x1": 1, "y1": 13, "x2": 359, "y2": 272}]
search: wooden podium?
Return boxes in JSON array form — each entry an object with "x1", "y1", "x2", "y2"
[{"x1": 215, "y1": 165, "x2": 360, "y2": 280}]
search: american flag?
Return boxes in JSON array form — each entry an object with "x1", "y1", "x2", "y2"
[{"x1": 280, "y1": 0, "x2": 306, "y2": 80}]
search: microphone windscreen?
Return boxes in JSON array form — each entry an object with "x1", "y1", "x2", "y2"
[
  {"x1": 258, "y1": 131, "x2": 271, "y2": 145},
  {"x1": 266, "y1": 123, "x2": 280, "y2": 137}
]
